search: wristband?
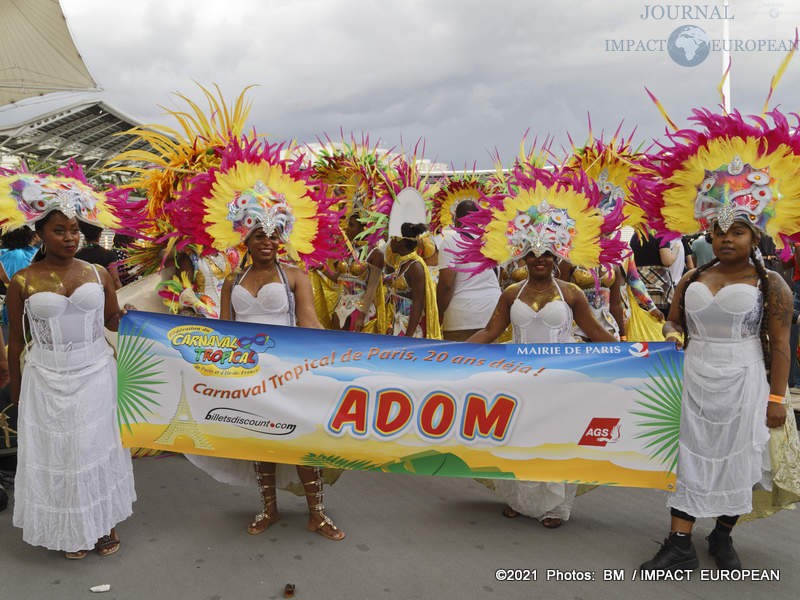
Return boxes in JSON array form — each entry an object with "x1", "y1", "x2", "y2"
[
  {"x1": 664, "y1": 332, "x2": 682, "y2": 342},
  {"x1": 768, "y1": 393, "x2": 785, "y2": 404}
]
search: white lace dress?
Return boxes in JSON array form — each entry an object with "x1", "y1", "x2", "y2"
[
  {"x1": 13, "y1": 273, "x2": 136, "y2": 552},
  {"x1": 668, "y1": 282, "x2": 771, "y2": 517},
  {"x1": 492, "y1": 281, "x2": 578, "y2": 522}
]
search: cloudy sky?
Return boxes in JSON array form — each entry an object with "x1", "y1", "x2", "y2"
[{"x1": 12, "y1": 0, "x2": 800, "y2": 167}]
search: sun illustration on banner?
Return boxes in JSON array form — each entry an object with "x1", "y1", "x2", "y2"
[{"x1": 630, "y1": 354, "x2": 683, "y2": 480}]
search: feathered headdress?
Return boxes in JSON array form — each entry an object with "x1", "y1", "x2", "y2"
[
  {"x1": 359, "y1": 144, "x2": 439, "y2": 248},
  {"x1": 0, "y1": 160, "x2": 121, "y2": 232},
  {"x1": 430, "y1": 175, "x2": 486, "y2": 234},
  {"x1": 105, "y1": 84, "x2": 253, "y2": 272},
  {"x1": 631, "y1": 108, "x2": 800, "y2": 257},
  {"x1": 188, "y1": 135, "x2": 343, "y2": 268},
  {"x1": 456, "y1": 164, "x2": 627, "y2": 273},
  {"x1": 311, "y1": 134, "x2": 393, "y2": 224},
  {"x1": 562, "y1": 123, "x2": 649, "y2": 238}
]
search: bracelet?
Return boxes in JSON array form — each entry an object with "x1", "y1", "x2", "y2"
[{"x1": 768, "y1": 393, "x2": 785, "y2": 404}]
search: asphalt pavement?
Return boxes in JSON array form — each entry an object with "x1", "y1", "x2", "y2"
[{"x1": 1, "y1": 449, "x2": 798, "y2": 600}]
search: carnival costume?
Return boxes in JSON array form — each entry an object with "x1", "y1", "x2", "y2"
[
  {"x1": 0, "y1": 164, "x2": 136, "y2": 553},
  {"x1": 457, "y1": 163, "x2": 625, "y2": 523},
  {"x1": 562, "y1": 131, "x2": 662, "y2": 340},
  {"x1": 364, "y1": 153, "x2": 441, "y2": 339},
  {"x1": 109, "y1": 85, "x2": 250, "y2": 316},
  {"x1": 632, "y1": 108, "x2": 800, "y2": 522},
  {"x1": 174, "y1": 132, "x2": 345, "y2": 538},
  {"x1": 311, "y1": 138, "x2": 390, "y2": 331}
]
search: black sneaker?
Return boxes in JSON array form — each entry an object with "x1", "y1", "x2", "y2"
[
  {"x1": 707, "y1": 530, "x2": 741, "y2": 570},
  {"x1": 0, "y1": 482, "x2": 7, "y2": 512},
  {"x1": 639, "y1": 534, "x2": 699, "y2": 572}
]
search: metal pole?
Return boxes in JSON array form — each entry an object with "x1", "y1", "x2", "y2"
[{"x1": 722, "y1": 0, "x2": 731, "y2": 111}]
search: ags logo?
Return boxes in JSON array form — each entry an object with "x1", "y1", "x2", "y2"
[
  {"x1": 579, "y1": 418, "x2": 621, "y2": 447},
  {"x1": 628, "y1": 342, "x2": 649, "y2": 358}
]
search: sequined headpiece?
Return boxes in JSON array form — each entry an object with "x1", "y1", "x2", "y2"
[
  {"x1": 0, "y1": 161, "x2": 119, "y2": 232},
  {"x1": 192, "y1": 135, "x2": 342, "y2": 268},
  {"x1": 454, "y1": 164, "x2": 627, "y2": 273},
  {"x1": 562, "y1": 131, "x2": 648, "y2": 238},
  {"x1": 631, "y1": 109, "x2": 800, "y2": 256}
]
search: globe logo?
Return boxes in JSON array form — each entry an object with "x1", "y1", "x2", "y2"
[{"x1": 668, "y1": 25, "x2": 711, "y2": 67}]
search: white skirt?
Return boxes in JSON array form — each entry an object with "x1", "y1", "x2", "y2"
[
  {"x1": 668, "y1": 337, "x2": 771, "y2": 517},
  {"x1": 493, "y1": 480, "x2": 577, "y2": 521},
  {"x1": 13, "y1": 342, "x2": 136, "y2": 552}
]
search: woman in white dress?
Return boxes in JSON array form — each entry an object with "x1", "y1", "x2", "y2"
[
  {"x1": 217, "y1": 224, "x2": 345, "y2": 541},
  {"x1": 468, "y1": 250, "x2": 615, "y2": 527},
  {"x1": 461, "y1": 164, "x2": 624, "y2": 528},
  {"x1": 180, "y1": 135, "x2": 347, "y2": 541},
  {"x1": 633, "y1": 108, "x2": 799, "y2": 572},
  {"x1": 5, "y1": 204, "x2": 136, "y2": 559},
  {"x1": 640, "y1": 219, "x2": 791, "y2": 571}
]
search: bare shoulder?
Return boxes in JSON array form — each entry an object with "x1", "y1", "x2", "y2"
[
  {"x1": 765, "y1": 269, "x2": 792, "y2": 295},
  {"x1": 282, "y1": 262, "x2": 308, "y2": 284},
  {"x1": 557, "y1": 280, "x2": 583, "y2": 299},
  {"x1": 502, "y1": 281, "x2": 524, "y2": 299}
]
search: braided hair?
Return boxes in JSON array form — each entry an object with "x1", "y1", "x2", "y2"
[
  {"x1": 751, "y1": 247, "x2": 772, "y2": 368},
  {"x1": 678, "y1": 247, "x2": 771, "y2": 366}
]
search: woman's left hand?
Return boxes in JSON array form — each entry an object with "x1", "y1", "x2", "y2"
[{"x1": 766, "y1": 402, "x2": 787, "y2": 428}]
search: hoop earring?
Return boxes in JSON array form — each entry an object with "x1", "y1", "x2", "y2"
[{"x1": 40, "y1": 244, "x2": 46, "y2": 256}]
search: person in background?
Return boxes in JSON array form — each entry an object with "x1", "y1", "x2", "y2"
[
  {"x1": 630, "y1": 232, "x2": 682, "y2": 314},
  {"x1": 681, "y1": 234, "x2": 695, "y2": 271},
  {"x1": 690, "y1": 232, "x2": 714, "y2": 268},
  {"x1": 436, "y1": 199, "x2": 501, "y2": 341},
  {"x1": 75, "y1": 222, "x2": 122, "y2": 289},
  {"x1": 111, "y1": 233, "x2": 139, "y2": 287},
  {"x1": 0, "y1": 227, "x2": 38, "y2": 338},
  {"x1": 787, "y1": 242, "x2": 800, "y2": 392}
]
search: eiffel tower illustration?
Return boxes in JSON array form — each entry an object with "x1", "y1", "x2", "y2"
[{"x1": 155, "y1": 372, "x2": 214, "y2": 449}]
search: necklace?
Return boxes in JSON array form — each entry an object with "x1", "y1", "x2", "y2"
[
  {"x1": 527, "y1": 277, "x2": 557, "y2": 293},
  {"x1": 525, "y1": 278, "x2": 558, "y2": 312}
]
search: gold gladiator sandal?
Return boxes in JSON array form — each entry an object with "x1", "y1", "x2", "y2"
[
  {"x1": 247, "y1": 461, "x2": 279, "y2": 535},
  {"x1": 298, "y1": 467, "x2": 345, "y2": 541}
]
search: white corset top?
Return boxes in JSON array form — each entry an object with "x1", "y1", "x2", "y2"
[
  {"x1": 684, "y1": 282, "x2": 762, "y2": 342},
  {"x1": 231, "y1": 266, "x2": 294, "y2": 326},
  {"x1": 510, "y1": 281, "x2": 574, "y2": 343}
]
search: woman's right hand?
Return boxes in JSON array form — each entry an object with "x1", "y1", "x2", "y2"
[{"x1": 766, "y1": 402, "x2": 787, "y2": 429}]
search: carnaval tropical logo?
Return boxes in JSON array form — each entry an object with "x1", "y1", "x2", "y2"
[{"x1": 167, "y1": 325, "x2": 275, "y2": 376}]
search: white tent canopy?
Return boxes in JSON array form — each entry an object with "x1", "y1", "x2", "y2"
[{"x1": 0, "y1": 0, "x2": 98, "y2": 106}]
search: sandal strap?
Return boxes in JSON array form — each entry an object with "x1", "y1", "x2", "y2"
[
  {"x1": 251, "y1": 509, "x2": 276, "y2": 525},
  {"x1": 311, "y1": 511, "x2": 339, "y2": 531},
  {"x1": 95, "y1": 535, "x2": 117, "y2": 549}
]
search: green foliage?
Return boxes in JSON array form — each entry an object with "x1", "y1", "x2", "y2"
[
  {"x1": 117, "y1": 323, "x2": 167, "y2": 433},
  {"x1": 631, "y1": 354, "x2": 683, "y2": 473},
  {"x1": 300, "y1": 453, "x2": 383, "y2": 471}
]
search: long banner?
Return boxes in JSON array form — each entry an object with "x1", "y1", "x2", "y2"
[{"x1": 117, "y1": 311, "x2": 683, "y2": 490}]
